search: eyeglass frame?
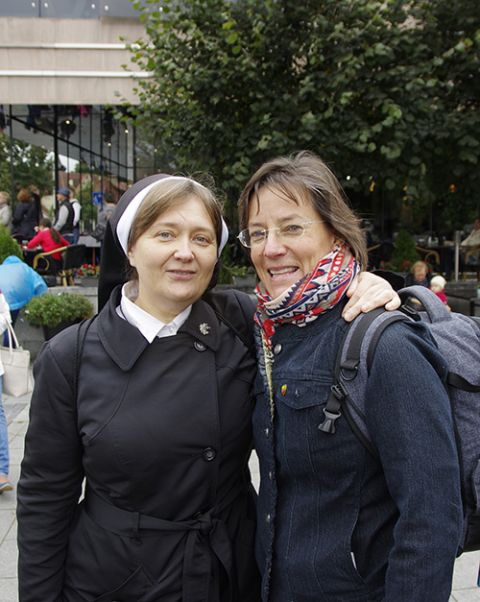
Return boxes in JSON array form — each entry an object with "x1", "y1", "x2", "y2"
[{"x1": 236, "y1": 220, "x2": 325, "y2": 248}]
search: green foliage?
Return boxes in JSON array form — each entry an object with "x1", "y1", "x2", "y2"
[
  {"x1": 126, "y1": 0, "x2": 480, "y2": 231},
  {"x1": 216, "y1": 242, "x2": 249, "y2": 284},
  {"x1": 24, "y1": 293, "x2": 94, "y2": 328},
  {"x1": 0, "y1": 134, "x2": 54, "y2": 195},
  {"x1": 388, "y1": 229, "x2": 419, "y2": 272},
  {"x1": 0, "y1": 224, "x2": 23, "y2": 263}
]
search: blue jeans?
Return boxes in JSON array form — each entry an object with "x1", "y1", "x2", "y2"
[{"x1": 0, "y1": 377, "x2": 9, "y2": 475}]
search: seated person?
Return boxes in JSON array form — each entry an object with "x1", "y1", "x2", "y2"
[
  {"x1": 405, "y1": 260, "x2": 430, "y2": 287},
  {"x1": 26, "y1": 218, "x2": 70, "y2": 274},
  {"x1": 429, "y1": 275, "x2": 450, "y2": 309},
  {"x1": 461, "y1": 218, "x2": 480, "y2": 265}
]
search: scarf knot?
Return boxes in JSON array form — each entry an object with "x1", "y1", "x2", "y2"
[{"x1": 254, "y1": 242, "x2": 359, "y2": 347}]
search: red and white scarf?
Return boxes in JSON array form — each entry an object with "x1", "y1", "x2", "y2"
[{"x1": 254, "y1": 241, "x2": 359, "y2": 347}]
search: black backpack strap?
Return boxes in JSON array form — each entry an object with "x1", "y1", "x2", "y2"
[
  {"x1": 318, "y1": 308, "x2": 410, "y2": 458},
  {"x1": 73, "y1": 316, "x2": 96, "y2": 414},
  {"x1": 207, "y1": 291, "x2": 255, "y2": 354},
  {"x1": 447, "y1": 372, "x2": 480, "y2": 392}
]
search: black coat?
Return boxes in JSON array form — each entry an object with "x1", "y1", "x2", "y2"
[
  {"x1": 11, "y1": 201, "x2": 39, "y2": 240},
  {"x1": 17, "y1": 286, "x2": 260, "y2": 602}
]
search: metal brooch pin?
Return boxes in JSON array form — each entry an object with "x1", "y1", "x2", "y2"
[{"x1": 199, "y1": 322, "x2": 211, "y2": 336}]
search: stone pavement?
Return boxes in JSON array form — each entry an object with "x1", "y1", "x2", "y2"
[{"x1": 1, "y1": 392, "x2": 478, "y2": 602}]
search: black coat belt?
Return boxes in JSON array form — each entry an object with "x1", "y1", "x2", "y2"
[{"x1": 84, "y1": 487, "x2": 243, "y2": 602}]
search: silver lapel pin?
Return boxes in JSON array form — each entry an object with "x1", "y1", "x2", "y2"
[{"x1": 199, "y1": 322, "x2": 211, "y2": 336}]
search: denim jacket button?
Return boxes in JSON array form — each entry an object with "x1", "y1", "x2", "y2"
[
  {"x1": 273, "y1": 343, "x2": 282, "y2": 355},
  {"x1": 268, "y1": 471, "x2": 273, "y2": 480},
  {"x1": 266, "y1": 513, "x2": 271, "y2": 524},
  {"x1": 265, "y1": 427, "x2": 269, "y2": 437}
]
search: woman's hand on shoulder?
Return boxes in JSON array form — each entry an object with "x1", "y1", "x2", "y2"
[{"x1": 342, "y1": 271, "x2": 400, "y2": 322}]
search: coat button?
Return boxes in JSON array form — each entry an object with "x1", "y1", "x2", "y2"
[
  {"x1": 194, "y1": 341, "x2": 207, "y2": 352},
  {"x1": 202, "y1": 447, "x2": 216, "y2": 461},
  {"x1": 268, "y1": 471, "x2": 273, "y2": 481},
  {"x1": 273, "y1": 343, "x2": 282, "y2": 355}
]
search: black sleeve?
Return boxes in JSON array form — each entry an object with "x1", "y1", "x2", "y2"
[{"x1": 17, "y1": 339, "x2": 84, "y2": 601}]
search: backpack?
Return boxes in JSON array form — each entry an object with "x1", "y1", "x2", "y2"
[{"x1": 318, "y1": 285, "x2": 480, "y2": 554}]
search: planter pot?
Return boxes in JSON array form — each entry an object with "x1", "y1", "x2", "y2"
[
  {"x1": 79, "y1": 277, "x2": 99, "y2": 287},
  {"x1": 42, "y1": 319, "x2": 82, "y2": 340}
]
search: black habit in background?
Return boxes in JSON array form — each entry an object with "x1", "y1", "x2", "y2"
[{"x1": 98, "y1": 174, "x2": 172, "y2": 310}]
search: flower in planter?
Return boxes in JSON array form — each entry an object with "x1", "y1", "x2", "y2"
[{"x1": 75, "y1": 263, "x2": 99, "y2": 278}]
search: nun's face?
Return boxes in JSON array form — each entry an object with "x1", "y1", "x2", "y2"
[{"x1": 128, "y1": 196, "x2": 217, "y2": 322}]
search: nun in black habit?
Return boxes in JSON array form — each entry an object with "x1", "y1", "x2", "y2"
[{"x1": 17, "y1": 174, "x2": 261, "y2": 602}]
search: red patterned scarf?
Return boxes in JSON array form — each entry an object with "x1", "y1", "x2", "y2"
[{"x1": 254, "y1": 241, "x2": 359, "y2": 347}]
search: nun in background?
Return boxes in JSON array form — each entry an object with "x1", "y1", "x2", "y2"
[{"x1": 17, "y1": 173, "x2": 398, "y2": 602}]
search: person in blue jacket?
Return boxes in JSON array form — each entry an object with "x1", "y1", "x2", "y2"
[
  {"x1": 237, "y1": 151, "x2": 463, "y2": 602},
  {"x1": 0, "y1": 256, "x2": 47, "y2": 332}
]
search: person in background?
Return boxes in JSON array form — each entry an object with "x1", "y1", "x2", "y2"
[
  {"x1": 26, "y1": 218, "x2": 70, "y2": 274},
  {"x1": 53, "y1": 187, "x2": 75, "y2": 243},
  {"x1": 405, "y1": 259, "x2": 430, "y2": 287},
  {"x1": 461, "y1": 218, "x2": 480, "y2": 248},
  {"x1": 11, "y1": 188, "x2": 39, "y2": 242},
  {"x1": 0, "y1": 291, "x2": 13, "y2": 493},
  {"x1": 0, "y1": 192, "x2": 12, "y2": 232},
  {"x1": 0, "y1": 256, "x2": 47, "y2": 333},
  {"x1": 70, "y1": 191, "x2": 82, "y2": 244},
  {"x1": 238, "y1": 151, "x2": 462, "y2": 602},
  {"x1": 461, "y1": 218, "x2": 480, "y2": 265},
  {"x1": 430, "y1": 274, "x2": 450, "y2": 308}
]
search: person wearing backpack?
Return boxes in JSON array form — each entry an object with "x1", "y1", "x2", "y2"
[
  {"x1": 17, "y1": 173, "x2": 398, "y2": 602},
  {"x1": 237, "y1": 151, "x2": 463, "y2": 602}
]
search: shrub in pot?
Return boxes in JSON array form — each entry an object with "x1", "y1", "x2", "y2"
[{"x1": 24, "y1": 292, "x2": 94, "y2": 339}]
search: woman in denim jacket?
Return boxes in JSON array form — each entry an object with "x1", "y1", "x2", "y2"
[{"x1": 237, "y1": 151, "x2": 463, "y2": 602}]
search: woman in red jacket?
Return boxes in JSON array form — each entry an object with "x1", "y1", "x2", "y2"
[{"x1": 26, "y1": 218, "x2": 70, "y2": 273}]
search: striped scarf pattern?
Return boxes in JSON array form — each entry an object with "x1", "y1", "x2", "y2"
[{"x1": 254, "y1": 241, "x2": 359, "y2": 347}]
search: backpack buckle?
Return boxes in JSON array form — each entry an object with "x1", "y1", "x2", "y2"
[
  {"x1": 318, "y1": 408, "x2": 342, "y2": 434},
  {"x1": 330, "y1": 382, "x2": 347, "y2": 400}
]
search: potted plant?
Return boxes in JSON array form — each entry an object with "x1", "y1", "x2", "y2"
[
  {"x1": 75, "y1": 263, "x2": 100, "y2": 287},
  {"x1": 24, "y1": 292, "x2": 94, "y2": 340}
]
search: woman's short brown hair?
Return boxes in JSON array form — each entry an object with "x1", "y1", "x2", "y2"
[{"x1": 238, "y1": 151, "x2": 367, "y2": 268}]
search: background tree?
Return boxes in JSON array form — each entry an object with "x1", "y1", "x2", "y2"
[
  {"x1": 0, "y1": 134, "x2": 54, "y2": 198},
  {"x1": 128, "y1": 0, "x2": 480, "y2": 233}
]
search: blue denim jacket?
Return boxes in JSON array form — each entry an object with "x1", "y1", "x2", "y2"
[{"x1": 253, "y1": 301, "x2": 463, "y2": 602}]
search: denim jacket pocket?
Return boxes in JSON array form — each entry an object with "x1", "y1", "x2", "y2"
[{"x1": 275, "y1": 377, "x2": 332, "y2": 410}]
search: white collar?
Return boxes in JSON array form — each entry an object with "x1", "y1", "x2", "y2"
[{"x1": 118, "y1": 281, "x2": 192, "y2": 342}]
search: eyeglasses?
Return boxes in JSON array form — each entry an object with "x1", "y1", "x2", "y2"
[{"x1": 237, "y1": 221, "x2": 324, "y2": 248}]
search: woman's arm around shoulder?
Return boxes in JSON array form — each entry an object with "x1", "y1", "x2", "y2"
[
  {"x1": 365, "y1": 320, "x2": 462, "y2": 602},
  {"x1": 17, "y1": 332, "x2": 84, "y2": 601}
]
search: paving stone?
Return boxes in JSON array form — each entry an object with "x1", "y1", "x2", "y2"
[{"x1": 0, "y1": 577, "x2": 18, "y2": 602}]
